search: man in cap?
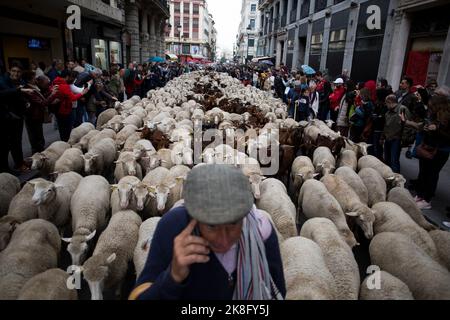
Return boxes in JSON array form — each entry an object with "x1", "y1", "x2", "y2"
[
  {"x1": 129, "y1": 165, "x2": 286, "y2": 300},
  {"x1": 329, "y1": 77, "x2": 346, "y2": 123}
]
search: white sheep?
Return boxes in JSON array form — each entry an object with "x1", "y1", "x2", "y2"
[
  {"x1": 87, "y1": 128, "x2": 117, "y2": 150},
  {"x1": 111, "y1": 176, "x2": 141, "y2": 215},
  {"x1": 96, "y1": 108, "x2": 118, "y2": 130},
  {"x1": 82, "y1": 210, "x2": 141, "y2": 300},
  {"x1": 30, "y1": 172, "x2": 82, "y2": 229},
  {"x1": 370, "y1": 232, "x2": 450, "y2": 300},
  {"x1": 0, "y1": 219, "x2": 60, "y2": 299},
  {"x1": 335, "y1": 166, "x2": 369, "y2": 205},
  {"x1": 300, "y1": 218, "x2": 360, "y2": 300},
  {"x1": 63, "y1": 175, "x2": 111, "y2": 266},
  {"x1": 358, "y1": 155, "x2": 406, "y2": 188},
  {"x1": 18, "y1": 269, "x2": 78, "y2": 300},
  {"x1": 68, "y1": 122, "x2": 95, "y2": 145},
  {"x1": 281, "y1": 237, "x2": 337, "y2": 300},
  {"x1": 31, "y1": 141, "x2": 71, "y2": 176},
  {"x1": 157, "y1": 148, "x2": 174, "y2": 169},
  {"x1": 115, "y1": 125, "x2": 138, "y2": 149},
  {"x1": 372, "y1": 202, "x2": 440, "y2": 262},
  {"x1": 313, "y1": 146, "x2": 336, "y2": 176},
  {"x1": 256, "y1": 178, "x2": 297, "y2": 240},
  {"x1": 170, "y1": 142, "x2": 194, "y2": 167},
  {"x1": 123, "y1": 132, "x2": 143, "y2": 151},
  {"x1": 289, "y1": 156, "x2": 318, "y2": 202},
  {"x1": 429, "y1": 230, "x2": 450, "y2": 271},
  {"x1": 114, "y1": 151, "x2": 143, "y2": 182},
  {"x1": 105, "y1": 115, "x2": 125, "y2": 132},
  {"x1": 54, "y1": 148, "x2": 84, "y2": 175},
  {"x1": 360, "y1": 271, "x2": 414, "y2": 300},
  {"x1": 166, "y1": 165, "x2": 191, "y2": 210},
  {"x1": 321, "y1": 174, "x2": 375, "y2": 240},
  {"x1": 298, "y1": 179, "x2": 357, "y2": 248},
  {"x1": 0, "y1": 173, "x2": 20, "y2": 216},
  {"x1": 337, "y1": 149, "x2": 358, "y2": 171},
  {"x1": 75, "y1": 129, "x2": 99, "y2": 152},
  {"x1": 133, "y1": 217, "x2": 161, "y2": 278},
  {"x1": 143, "y1": 167, "x2": 175, "y2": 216},
  {"x1": 387, "y1": 187, "x2": 437, "y2": 231},
  {"x1": 83, "y1": 138, "x2": 117, "y2": 176},
  {"x1": 358, "y1": 168, "x2": 386, "y2": 207}
]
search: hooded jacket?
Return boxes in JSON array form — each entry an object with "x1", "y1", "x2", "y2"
[{"x1": 52, "y1": 77, "x2": 83, "y2": 116}]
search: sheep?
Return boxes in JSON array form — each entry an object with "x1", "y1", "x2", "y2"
[
  {"x1": 83, "y1": 138, "x2": 117, "y2": 176},
  {"x1": 360, "y1": 271, "x2": 414, "y2": 300},
  {"x1": 387, "y1": 187, "x2": 437, "y2": 231},
  {"x1": 166, "y1": 165, "x2": 191, "y2": 210},
  {"x1": 115, "y1": 125, "x2": 138, "y2": 149},
  {"x1": 122, "y1": 114, "x2": 143, "y2": 129},
  {"x1": 30, "y1": 172, "x2": 82, "y2": 229},
  {"x1": 313, "y1": 147, "x2": 336, "y2": 176},
  {"x1": 0, "y1": 179, "x2": 43, "y2": 251},
  {"x1": 133, "y1": 139, "x2": 156, "y2": 160},
  {"x1": 88, "y1": 128, "x2": 117, "y2": 150},
  {"x1": 358, "y1": 155, "x2": 406, "y2": 188},
  {"x1": 63, "y1": 175, "x2": 111, "y2": 266},
  {"x1": 429, "y1": 230, "x2": 450, "y2": 271},
  {"x1": 280, "y1": 237, "x2": 337, "y2": 300},
  {"x1": 337, "y1": 149, "x2": 358, "y2": 171},
  {"x1": 67, "y1": 122, "x2": 95, "y2": 145},
  {"x1": 170, "y1": 142, "x2": 194, "y2": 167},
  {"x1": 75, "y1": 129, "x2": 99, "y2": 151},
  {"x1": 143, "y1": 167, "x2": 175, "y2": 216},
  {"x1": 82, "y1": 210, "x2": 141, "y2": 300},
  {"x1": 0, "y1": 173, "x2": 21, "y2": 216},
  {"x1": 300, "y1": 218, "x2": 360, "y2": 300},
  {"x1": 96, "y1": 108, "x2": 118, "y2": 130},
  {"x1": 321, "y1": 174, "x2": 375, "y2": 240},
  {"x1": 157, "y1": 117, "x2": 177, "y2": 135},
  {"x1": 111, "y1": 176, "x2": 141, "y2": 215},
  {"x1": 157, "y1": 148, "x2": 174, "y2": 169},
  {"x1": 344, "y1": 139, "x2": 371, "y2": 158},
  {"x1": 370, "y1": 232, "x2": 450, "y2": 300},
  {"x1": 31, "y1": 141, "x2": 71, "y2": 176},
  {"x1": 123, "y1": 132, "x2": 142, "y2": 151},
  {"x1": 114, "y1": 151, "x2": 143, "y2": 182},
  {"x1": 105, "y1": 115, "x2": 125, "y2": 132},
  {"x1": 0, "y1": 219, "x2": 60, "y2": 299},
  {"x1": 240, "y1": 157, "x2": 265, "y2": 199},
  {"x1": 54, "y1": 148, "x2": 84, "y2": 175},
  {"x1": 289, "y1": 156, "x2": 318, "y2": 202},
  {"x1": 298, "y1": 179, "x2": 357, "y2": 248},
  {"x1": 335, "y1": 166, "x2": 369, "y2": 205},
  {"x1": 372, "y1": 202, "x2": 440, "y2": 262},
  {"x1": 256, "y1": 178, "x2": 297, "y2": 240},
  {"x1": 358, "y1": 168, "x2": 386, "y2": 207},
  {"x1": 134, "y1": 217, "x2": 161, "y2": 278},
  {"x1": 17, "y1": 269, "x2": 78, "y2": 300}
]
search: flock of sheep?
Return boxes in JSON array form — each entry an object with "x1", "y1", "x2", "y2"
[{"x1": 0, "y1": 71, "x2": 449, "y2": 300}]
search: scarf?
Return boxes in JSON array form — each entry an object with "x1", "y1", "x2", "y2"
[{"x1": 232, "y1": 206, "x2": 283, "y2": 300}]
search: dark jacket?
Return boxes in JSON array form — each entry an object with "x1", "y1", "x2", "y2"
[
  {"x1": 0, "y1": 73, "x2": 26, "y2": 121},
  {"x1": 135, "y1": 206, "x2": 286, "y2": 300},
  {"x1": 23, "y1": 84, "x2": 52, "y2": 122}
]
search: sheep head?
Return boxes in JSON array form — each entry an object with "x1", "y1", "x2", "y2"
[
  {"x1": 248, "y1": 174, "x2": 266, "y2": 200},
  {"x1": 30, "y1": 180, "x2": 57, "y2": 206},
  {"x1": 31, "y1": 153, "x2": 48, "y2": 170},
  {"x1": 82, "y1": 252, "x2": 117, "y2": 300},
  {"x1": 62, "y1": 230, "x2": 97, "y2": 266},
  {"x1": 116, "y1": 152, "x2": 139, "y2": 176},
  {"x1": 113, "y1": 183, "x2": 135, "y2": 210},
  {"x1": 134, "y1": 183, "x2": 154, "y2": 211},
  {"x1": 82, "y1": 153, "x2": 98, "y2": 175},
  {"x1": 345, "y1": 204, "x2": 375, "y2": 240},
  {"x1": 149, "y1": 182, "x2": 177, "y2": 213}
]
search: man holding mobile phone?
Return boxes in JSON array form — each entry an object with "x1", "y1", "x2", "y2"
[{"x1": 130, "y1": 165, "x2": 286, "y2": 300}]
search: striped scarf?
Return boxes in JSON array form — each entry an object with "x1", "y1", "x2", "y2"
[{"x1": 233, "y1": 207, "x2": 283, "y2": 300}]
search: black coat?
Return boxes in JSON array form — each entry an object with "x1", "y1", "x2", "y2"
[{"x1": 0, "y1": 73, "x2": 26, "y2": 121}]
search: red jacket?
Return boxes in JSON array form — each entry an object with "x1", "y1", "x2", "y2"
[
  {"x1": 52, "y1": 77, "x2": 83, "y2": 116},
  {"x1": 329, "y1": 86, "x2": 346, "y2": 111}
]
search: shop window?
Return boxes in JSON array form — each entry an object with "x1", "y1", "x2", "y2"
[
  {"x1": 109, "y1": 41, "x2": 122, "y2": 65},
  {"x1": 328, "y1": 29, "x2": 346, "y2": 51},
  {"x1": 310, "y1": 33, "x2": 323, "y2": 54},
  {"x1": 248, "y1": 39, "x2": 255, "y2": 47},
  {"x1": 92, "y1": 39, "x2": 108, "y2": 70}
]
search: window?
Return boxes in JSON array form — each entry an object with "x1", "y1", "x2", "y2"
[
  {"x1": 109, "y1": 41, "x2": 122, "y2": 64},
  {"x1": 310, "y1": 33, "x2": 323, "y2": 54},
  {"x1": 250, "y1": 19, "x2": 255, "y2": 30},
  {"x1": 193, "y1": 18, "x2": 199, "y2": 27},
  {"x1": 174, "y1": 3, "x2": 180, "y2": 13},
  {"x1": 329, "y1": 29, "x2": 347, "y2": 51},
  {"x1": 251, "y1": 4, "x2": 257, "y2": 12},
  {"x1": 184, "y1": 3, "x2": 190, "y2": 14},
  {"x1": 92, "y1": 39, "x2": 108, "y2": 70},
  {"x1": 193, "y1": 4, "x2": 199, "y2": 14},
  {"x1": 248, "y1": 39, "x2": 255, "y2": 47}
]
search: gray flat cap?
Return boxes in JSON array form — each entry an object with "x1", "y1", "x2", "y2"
[{"x1": 184, "y1": 165, "x2": 254, "y2": 225}]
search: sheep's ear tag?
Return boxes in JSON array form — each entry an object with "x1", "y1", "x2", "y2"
[
  {"x1": 106, "y1": 253, "x2": 116, "y2": 264},
  {"x1": 387, "y1": 176, "x2": 395, "y2": 181},
  {"x1": 86, "y1": 230, "x2": 97, "y2": 241},
  {"x1": 61, "y1": 237, "x2": 72, "y2": 243}
]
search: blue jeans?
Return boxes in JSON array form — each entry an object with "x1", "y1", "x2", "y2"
[{"x1": 384, "y1": 138, "x2": 402, "y2": 173}]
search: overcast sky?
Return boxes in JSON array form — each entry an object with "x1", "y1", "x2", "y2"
[{"x1": 207, "y1": 0, "x2": 242, "y2": 53}]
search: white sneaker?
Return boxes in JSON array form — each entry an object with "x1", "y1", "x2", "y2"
[
  {"x1": 443, "y1": 221, "x2": 450, "y2": 228},
  {"x1": 416, "y1": 200, "x2": 432, "y2": 210}
]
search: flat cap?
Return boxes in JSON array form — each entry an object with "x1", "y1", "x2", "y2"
[{"x1": 184, "y1": 165, "x2": 254, "y2": 225}]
